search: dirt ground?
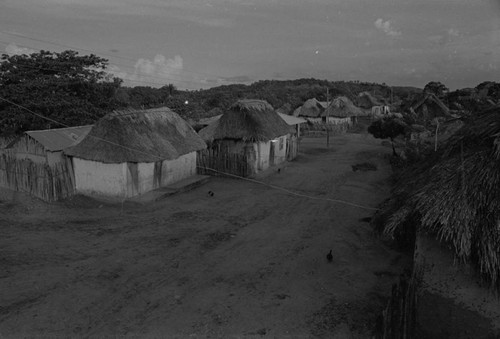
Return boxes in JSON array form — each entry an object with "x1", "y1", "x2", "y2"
[{"x1": 0, "y1": 132, "x2": 410, "y2": 338}]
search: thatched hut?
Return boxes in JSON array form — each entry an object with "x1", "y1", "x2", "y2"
[
  {"x1": 410, "y1": 93, "x2": 451, "y2": 122},
  {"x1": 323, "y1": 96, "x2": 366, "y2": 125},
  {"x1": 357, "y1": 91, "x2": 384, "y2": 109},
  {"x1": 198, "y1": 100, "x2": 294, "y2": 176},
  {"x1": 65, "y1": 107, "x2": 206, "y2": 198},
  {"x1": 376, "y1": 107, "x2": 500, "y2": 333},
  {"x1": 292, "y1": 98, "x2": 328, "y2": 122}
]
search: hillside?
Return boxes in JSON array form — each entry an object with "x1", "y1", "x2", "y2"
[{"x1": 117, "y1": 79, "x2": 423, "y2": 120}]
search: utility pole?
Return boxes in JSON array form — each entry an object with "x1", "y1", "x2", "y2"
[{"x1": 326, "y1": 87, "x2": 330, "y2": 148}]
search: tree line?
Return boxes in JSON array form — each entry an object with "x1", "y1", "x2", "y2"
[{"x1": 1, "y1": 49, "x2": 498, "y2": 137}]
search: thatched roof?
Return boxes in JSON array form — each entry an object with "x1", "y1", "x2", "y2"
[
  {"x1": 357, "y1": 91, "x2": 383, "y2": 109},
  {"x1": 323, "y1": 96, "x2": 366, "y2": 117},
  {"x1": 410, "y1": 93, "x2": 451, "y2": 118},
  {"x1": 198, "y1": 100, "x2": 294, "y2": 142},
  {"x1": 276, "y1": 103, "x2": 292, "y2": 115},
  {"x1": 295, "y1": 98, "x2": 328, "y2": 117},
  {"x1": 379, "y1": 107, "x2": 500, "y2": 289},
  {"x1": 65, "y1": 107, "x2": 206, "y2": 163}
]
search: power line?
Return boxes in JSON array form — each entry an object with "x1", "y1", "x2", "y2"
[
  {"x1": 0, "y1": 98, "x2": 379, "y2": 211},
  {"x1": 198, "y1": 166, "x2": 379, "y2": 211}
]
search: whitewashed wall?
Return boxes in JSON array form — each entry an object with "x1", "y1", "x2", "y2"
[
  {"x1": 160, "y1": 152, "x2": 197, "y2": 186},
  {"x1": 255, "y1": 140, "x2": 270, "y2": 170},
  {"x1": 273, "y1": 134, "x2": 288, "y2": 165},
  {"x1": 136, "y1": 162, "x2": 155, "y2": 195},
  {"x1": 73, "y1": 158, "x2": 127, "y2": 197},
  {"x1": 72, "y1": 152, "x2": 198, "y2": 198}
]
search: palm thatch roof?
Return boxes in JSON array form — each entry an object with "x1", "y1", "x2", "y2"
[
  {"x1": 323, "y1": 96, "x2": 366, "y2": 117},
  {"x1": 379, "y1": 107, "x2": 500, "y2": 289},
  {"x1": 65, "y1": 107, "x2": 206, "y2": 163},
  {"x1": 410, "y1": 93, "x2": 451, "y2": 118},
  {"x1": 294, "y1": 98, "x2": 328, "y2": 117},
  {"x1": 276, "y1": 103, "x2": 292, "y2": 115},
  {"x1": 198, "y1": 100, "x2": 294, "y2": 142},
  {"x1": 357, "y1": 91, "x2": 383, "y2": 108}
]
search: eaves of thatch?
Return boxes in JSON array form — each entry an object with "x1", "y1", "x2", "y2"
[
  {"x1": 411, "y1": 93, "x2": 451, "y2": 117},
  {"x1": 323, "y1": 96, "x2": 366, "y2": 117},
  {"x1": 382, "y1": 107, "x2": 500, "y2": 289},
  {"x1": 357, "y1": 91, "x2": 383, "y2": 108},
  {"x1": 296, "y1": 98, "x2": 327, "y2": 117},
  {"x1": 65, "y1": 107, "x2": 207, "y2": 163},
  {"x1": 198, "y1": 99, "x2": 294, "y2": 142}
]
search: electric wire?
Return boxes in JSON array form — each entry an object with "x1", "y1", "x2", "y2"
[{"x1": 0, "y1": 97, "x2": 380, "y2": 211}]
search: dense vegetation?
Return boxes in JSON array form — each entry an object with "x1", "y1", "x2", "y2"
[
  {"x1": 1, "y1": 49, "x2": 499, "y2": 137},
  {"x1": 0, "y1": 50, "x2": 123, "y2": 136}
]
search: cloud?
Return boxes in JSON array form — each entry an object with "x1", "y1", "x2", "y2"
[
  {"x1": 374, "y1": 18, "x2": 401, "y2": 37},
  {"x1": 107, "y1": 54, "x2": 188, "y2": 88},
  {"x1": 4, "y1": 43, "x2": 36, "y2": 56}
]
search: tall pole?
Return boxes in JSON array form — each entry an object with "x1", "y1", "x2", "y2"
[{"x1": 326, "y1": 87, "x2": 330, "y2": 148}]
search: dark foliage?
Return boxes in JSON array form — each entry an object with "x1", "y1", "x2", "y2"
[
  {"x1": 0, "y1": 50, "x2": 123, "y2": 136},
  {"x1": 368, "y1": 118, "x2": 408, "y2": 156}
]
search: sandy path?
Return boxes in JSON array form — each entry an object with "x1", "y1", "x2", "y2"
[{"x1": 0, "y1": 133, "x2": 409, "y2": 338}]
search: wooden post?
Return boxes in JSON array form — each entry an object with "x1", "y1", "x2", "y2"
[
  {"x1": 326, "y1": 88, "x2": 330, "y2": 148},
  {"x1": 434, "y1": 119, "x2": 439, "y2": 152}
]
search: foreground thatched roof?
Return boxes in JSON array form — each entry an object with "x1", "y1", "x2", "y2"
[
  {"x1": 198, "y1": 100, "x2": 294, "y2": 142},
  {"x1": 65, "y1": 107, "x2": 206, "y2": 163},
  {"x1": 323, "y1": 96, "x2": 366, "y2": 117},
  {"x1": 380, "y1": 107, "x2": 500, "y2": 289}
]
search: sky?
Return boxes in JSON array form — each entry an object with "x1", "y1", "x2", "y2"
[{"x1": 1, "y1": 0, "x2": 500, "y2": 90}]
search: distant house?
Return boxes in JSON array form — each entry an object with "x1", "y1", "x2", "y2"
[
  {"x1": 198, "y1": 100, "x2": 294, "y2": 176},
  {"x1": 64, "y1": 107, "x2": 206, "y2": 198},
  {"x1": 410, "y1": 93, "x2": 451, "y2": 121},
  {"x1": 4, "y1": 125, "x2": 92, "y2": 166},
  {"x1": 323, "y1": 96, "x2": 365, "y2": 124},
  {"x1": 371, "y1": 105, "x2": 391, "y2": 118},
  {"x1": 357, "y1": 91, "x2": 384, "y2": 109},
  {"x1": 0, "y1": 125, "x2": 93, "y2": 201},
  {"x1": 292, "y1": 98, "x2": 328, "y2": 122},
  {"x1": 276, "y1": 103, "x2": 292, "y2": 115}
]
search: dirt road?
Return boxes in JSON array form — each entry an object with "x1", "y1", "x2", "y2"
[{"x1": 0, "y1": 133, "x2": 409, "y2": 338}]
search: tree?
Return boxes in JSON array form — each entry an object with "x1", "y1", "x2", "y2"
[
  {"x1": 368, "y1": 117, "x2": 407, "y2": 156},
  {"x1": 423, "y1": 81, "x2": 448, "y2": 99},
  {"x1": 0, "y1": 50, "x2": 123, "y2": 136}
]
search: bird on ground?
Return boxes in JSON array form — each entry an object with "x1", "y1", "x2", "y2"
[
  {"x1": 277, "y1": 168, "x2": 281, "y2": 173},
  {"x1": 326, "y1": 250, "x2": 333, "y2": 262},
  {"x1": 208, "y1": 191, "x2": 214, "y2": 197}
]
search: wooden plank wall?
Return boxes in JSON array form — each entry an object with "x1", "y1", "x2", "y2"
[
  {"x1": 287, "y1": 135, "x2": 299, "y2": 161},
  {"x1": 374, "y1": 268, "x2": 420, "y2": 339},
  {"x1": 301, "y1": 122, "x2": 351, "y2": 137},
  {"x1": 0, "y1": 153, "x2": 75, "y2": 202},
  {"x1": 197, "y1": 147, "x2": 251, "y2": 178}
]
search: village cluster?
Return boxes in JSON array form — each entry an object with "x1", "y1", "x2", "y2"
[{"x1": 0, "y1": 89, "x2": 448, "y2": 203}]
